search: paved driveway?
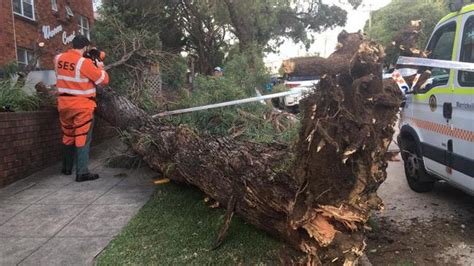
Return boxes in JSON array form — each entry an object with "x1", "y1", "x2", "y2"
[{"x1": 0, "y1": 140, "x2": 156, "y2": 266}]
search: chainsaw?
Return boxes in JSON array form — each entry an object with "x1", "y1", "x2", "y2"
[{"x1": 83, "y1": 47, "x2": 106, "y2": 67}]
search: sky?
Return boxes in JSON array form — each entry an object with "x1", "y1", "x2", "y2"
[{"x1": 264, "y1": 0, "x2": 392, "y2": 72}]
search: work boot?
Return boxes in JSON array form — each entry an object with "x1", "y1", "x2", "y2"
[
  {"x1": 76, "y1": 173, "x2": 100, "y2": 182},
  {"x1": 62, "y1": 169, "x2": 73, "y2": 175},
  {"x1": 61, "y1": 145, "x2": 75, "y2": 175}
]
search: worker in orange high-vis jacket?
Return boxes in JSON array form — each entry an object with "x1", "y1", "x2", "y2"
[{"x1": 54, "y1": 35, "x2": 109, "y2": 182}]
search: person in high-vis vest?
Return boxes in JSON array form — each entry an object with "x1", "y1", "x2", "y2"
[{"x1": 54, "y1": 35, "x2": 109, "y2": 182}]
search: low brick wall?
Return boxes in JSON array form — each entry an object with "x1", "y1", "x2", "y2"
[{"x1": 0, "y1": 110, "x2": 116, "y2": 188}]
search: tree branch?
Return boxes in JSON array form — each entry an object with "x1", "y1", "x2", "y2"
[{"x1": 105, "y1": 41, "x2": 141, "y2": 71}]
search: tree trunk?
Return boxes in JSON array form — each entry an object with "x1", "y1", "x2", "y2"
[
  {"x1": 222, "y1": 0, "x2": 253, "y2": 53},
  {"x1": 96, "y1": 35, "x2": 402, "y2": 265},
  {"x1": 281, "y1": 31, "x2": 367, "y2": 78}
]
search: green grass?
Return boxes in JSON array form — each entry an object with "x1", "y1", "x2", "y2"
[{"x1": 96, "y1": 183, "x2": 286, "y2": 265}]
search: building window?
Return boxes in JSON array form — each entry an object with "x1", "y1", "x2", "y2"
[
  {"x1": 51, "y1": 0, "x2": 58, "y2": 12},
  {"x1": 78, "y1": 16, "x2": 90, "y2": 39},
  {"x1": 13, "y1": 0, "x2": 35, "y2": 20},
  {"x1": 17, "y1": 48, "x2": 35, "y2": 69},
  {"x1": 66, "y1": 5, "x2": 74, "y2": 18}
]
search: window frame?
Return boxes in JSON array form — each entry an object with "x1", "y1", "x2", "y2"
[
  {"x1": 458, "y1": 15, "x2": 474, "y2": 87},
  {"x1": 13, "y1": 0, "x2": 36, "y2": 21},
  {"x1": 78, "y1": 16, "x2": 90, "y2": 39},
  {"x1": 16, "y1": 48, "x2": 35, "y2": 69},
  {"x1": 418, "y1": 21, "x2": 457, "y2": 93}
]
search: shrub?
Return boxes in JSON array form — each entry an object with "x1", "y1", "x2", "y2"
[
  {"x1": 91, "y1": 3, "x2": 163, "y2": 107},
  {"x1": 162, "y1": 56, "x2": 187, "y2": 90},
  {"x1": 224, "y1": 54, "x2": 270, "y2": 96},
  {"x1": 165, "y1": 75, "x2": 299, "y2": 144},
  {"x1": 272, "y1": 83, "x2": 289, "y2": 93},
  {"x1": 0, "y1": 79, "x2": 40, "y2": 112},
  {"x1": 2, "y1": 62, "x2": 19, "y2": 78}
]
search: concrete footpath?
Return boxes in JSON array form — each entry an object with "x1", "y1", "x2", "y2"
[{"x1": 0, "y1": 139, "x2": 156, "y2": 266}]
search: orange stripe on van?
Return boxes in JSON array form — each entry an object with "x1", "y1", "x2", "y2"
[{"x1": 408, "y1": 117, "x2": 474, "y2": 142}]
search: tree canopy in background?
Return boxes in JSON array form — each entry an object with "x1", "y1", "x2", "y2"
[
  {"x1": 176, "y1": 0, "x2": 363, "y2": 73},
  {"x1": 95, "y1": 0, "x2": 363, "y2": 76},
  {"x1": 220, "y1": 0, "x2": 353, "y2": 53},
  {"x1": 91, "y1": 0, "x2": 366, "y2": 113},
  {"x1": 365, "y1": 0, "x2": 449, "y2": 65}
]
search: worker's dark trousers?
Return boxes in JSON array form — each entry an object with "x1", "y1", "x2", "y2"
[{"x1": 62, "y1": 119, "x2": 94, "y2": 176}]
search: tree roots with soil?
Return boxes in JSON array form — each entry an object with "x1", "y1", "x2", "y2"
[{"x1": 96, "y1": 32, "x2": 402, "y2": 265}]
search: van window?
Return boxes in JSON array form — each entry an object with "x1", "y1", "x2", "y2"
[
  {"x1": 459, "y1": 16, "x2": 474, "y2": 87},
  {"x1": 425, "y1": 22, "x2": 456, "y2": 89}
]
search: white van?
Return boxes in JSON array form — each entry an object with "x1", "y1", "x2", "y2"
[{"x1": 398, "y1": 3, "x2": 474, "y2": 196}]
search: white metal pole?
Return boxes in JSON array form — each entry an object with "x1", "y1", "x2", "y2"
[{"x1": 152, "y1": 89, "x2": 304, "y2": 118}]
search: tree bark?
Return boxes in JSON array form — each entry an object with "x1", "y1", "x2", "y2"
[
  {"x1": 222, "y1": 0, "x2": 253, "y2": 53},
  {"x1": 281, "y1": 31, "x2": 367, "y2": 77},
  {"x1": 96, "y1": 35, "x2": 402, "y2": 265}
]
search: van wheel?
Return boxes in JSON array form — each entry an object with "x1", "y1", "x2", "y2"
[{"x1": 403, "y1": 142, "x2": 435, "y2": 193}]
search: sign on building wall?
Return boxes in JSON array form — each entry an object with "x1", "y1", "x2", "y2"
[{"x1": 42, "y1": 25, "x2": 76, "y2": 45}]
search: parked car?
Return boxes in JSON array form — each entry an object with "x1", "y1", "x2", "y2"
[
  {"x1": 276, "y1": 75, "x2": 319, "y2": 112},
  {"x1": 284, "y1": 75, "x2": 320, "y2": 89},
  {"x1": 281, "y1": 85, "x2": 316, "y2": 113}
]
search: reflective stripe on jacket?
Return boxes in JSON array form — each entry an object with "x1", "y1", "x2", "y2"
[{"x1": 54, "y1": 49, "x2": 109, "y2": 110}]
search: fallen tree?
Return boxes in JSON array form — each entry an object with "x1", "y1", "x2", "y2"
[
  {"x1": 96, "y1": 32, "x2": 402, "y2": 265},
  {"x1": 281, "y1": 30, "x2": 366, "y2": 77}
]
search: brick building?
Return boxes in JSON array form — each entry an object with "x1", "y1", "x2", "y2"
[{"x1": 0, "y1": 0, "x2": 94, "y2": 71}]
